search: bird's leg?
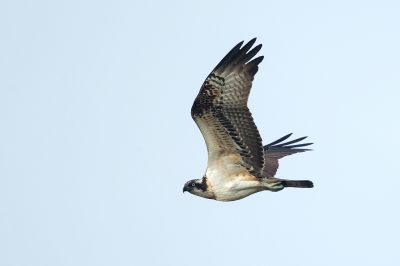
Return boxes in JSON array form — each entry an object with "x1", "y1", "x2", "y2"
[{"x1": 260, "y1": 179, "x2": 284, "y2": 192}]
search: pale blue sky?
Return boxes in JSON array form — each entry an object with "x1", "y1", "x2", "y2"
[{"x1": 1, "y1": 1, "x2": 399, "y2": 265}]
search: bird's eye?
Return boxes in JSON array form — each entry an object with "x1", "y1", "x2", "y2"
[{"x1": 191, "y1": 183, "x2": 196, "y2": 187}]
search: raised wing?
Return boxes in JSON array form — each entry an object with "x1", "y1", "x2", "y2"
[
  {"x1": 191, "y1": 38, "x2": 265, "y2": 176},
  {"x1": 262, "y1": 133, "x2": 313, "y2": 178}
]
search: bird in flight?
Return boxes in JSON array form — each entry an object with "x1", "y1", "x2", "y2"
[{"x1": 183, "y1": 38, "x2": 314, "y2": 201}]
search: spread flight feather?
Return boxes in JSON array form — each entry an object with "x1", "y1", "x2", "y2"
[{"x1": 191, "y1": 38, "x2": 265, "y2": 177}]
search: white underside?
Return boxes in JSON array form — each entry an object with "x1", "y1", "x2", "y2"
[{"x1": 205, "y1": 153, "x2": 283, "y2": 201}]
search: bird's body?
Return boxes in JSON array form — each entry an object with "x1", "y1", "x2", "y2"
[{"x1": 183, "y1": 38, "x2": 313, "y2": 201}]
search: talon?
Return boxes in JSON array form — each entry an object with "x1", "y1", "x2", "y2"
[{"x1": 263, "y1": 182, "x2": 284, "y2": 192}]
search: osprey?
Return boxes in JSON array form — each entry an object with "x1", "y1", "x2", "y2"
[{"x1": 183, "y1": 38, "x2": 314, "y2": 201}]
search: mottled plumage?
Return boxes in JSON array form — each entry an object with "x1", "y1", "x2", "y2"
[{"x1": 183, "y1": 38, "x2": 314, "y2": 201}]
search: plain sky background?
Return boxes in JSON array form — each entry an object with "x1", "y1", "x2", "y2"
[{"x1": 1, "y1": 0, "x2": 399, "y2": 265}]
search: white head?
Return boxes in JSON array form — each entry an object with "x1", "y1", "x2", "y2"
[{"x1": 182, "y1": 177, "x2": 214, "y2": 199}]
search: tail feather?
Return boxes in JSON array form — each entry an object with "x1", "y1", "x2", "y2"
[{"x1": 280, "y1": 180, "x2": 314, "y2": 188}]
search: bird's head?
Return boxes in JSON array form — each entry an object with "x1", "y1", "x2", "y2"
[{"x1": 183, "y1": 177, "x2": 214, "y2": 199}]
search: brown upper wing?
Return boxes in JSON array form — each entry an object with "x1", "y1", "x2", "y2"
[
  {"x1": 262, "y1": 133, "x2": 313, "y2": 178},
  {"x1": 191, "y1": 39, "x2": 265, "y2": 176}
]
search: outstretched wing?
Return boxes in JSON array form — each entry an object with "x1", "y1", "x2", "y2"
[
  {"x1": 191, "y1": 39, "x2": 265, "y2": 176},
  {"x1": 262, "y1": 133, "x2": 313, "y2": 178}
]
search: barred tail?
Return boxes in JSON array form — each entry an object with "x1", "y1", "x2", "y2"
[{"x1": 280, "y1": 180, "x2": 314, "y2": 188}]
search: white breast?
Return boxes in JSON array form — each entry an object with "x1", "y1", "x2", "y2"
[{"x1": 205, "y1": 154, "x2": 265, "y2": 201}]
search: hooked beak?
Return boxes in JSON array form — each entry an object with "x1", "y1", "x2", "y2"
[{"x1": 183, "y1": 186, "x2": 188, "y2": 193}]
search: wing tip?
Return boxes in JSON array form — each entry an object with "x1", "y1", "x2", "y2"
[
  {"x1": 214, "y1": 38, "x2": 263, "y2": 73},
  {"x1": 264, "y1": 134, "x2": 314, "y2": 150}
]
